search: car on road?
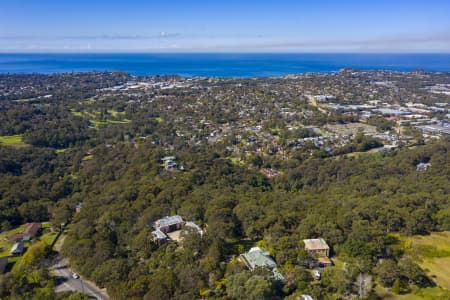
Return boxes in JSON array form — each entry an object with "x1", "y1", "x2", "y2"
[{"x1": 72, "y1": 273, "x2": 80, "y2": 279}]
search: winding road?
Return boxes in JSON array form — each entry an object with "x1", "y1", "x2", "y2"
[{"x1": 50, "y1": 257, "x2": 109, "y2": 300}]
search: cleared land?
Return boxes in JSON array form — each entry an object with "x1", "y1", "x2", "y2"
[
  {"x1": 0, "y1": 225, "x2": 25, "y2": 257},
  {"x1": 404, "y1": 231, "x2": 450, "y2": 289},
  {"x1": 0, "y1": 135, "x2": 25, "y2": 146},
  {"x1": 71, "y1": 109, "x2": 131, "y2": 127},
  {"x1": 0, "y1": 223, "x2": 55, "y2": 258},
  {"x1": 376, "y1": 232, "x2": 450, "y2": 299},
  {"x1": 324, "y1": 123, "x2": 377, "y2": 136}
]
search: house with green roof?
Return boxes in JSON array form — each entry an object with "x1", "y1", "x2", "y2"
[{"x1": 240, "y1": 246, "x2": 284, "y2": 281}]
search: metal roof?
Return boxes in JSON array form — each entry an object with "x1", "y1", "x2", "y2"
[
  {"x1": 154, "y1": 215, "x2": 184, "y2": 228},
  {"x1": 241, "y1": 247, "x2": 277, "y2": 270},
  {"x1": 303, "y1": 238, "x2": 329, "y2": 250}
]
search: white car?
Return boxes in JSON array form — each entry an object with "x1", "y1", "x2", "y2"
[
  {"x1": 313, "y1": 269, "x2": 321, "y2": 280},
  {"x1": 72, "y1": 273, "x2": 80, "y2": 279}
]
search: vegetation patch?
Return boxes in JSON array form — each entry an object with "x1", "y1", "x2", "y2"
[
  {"x1": 82, "y1": 154, "x2": 94, "y2": 161},
  {"x1": 0, "y1": 135, "x2": 24, "y2": 146},
  {"x1": 107, "y1": 109, "x2": 126, "y2": 117},
  {"x1": 400, "y1": 232, "x2": 450, "y2": 290}
]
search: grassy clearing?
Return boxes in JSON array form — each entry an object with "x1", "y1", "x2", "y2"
[
  {"x1": 0, "y1": 135, "x2": 24, "y2": 146},
  {"x1": 404, "y1": 232, "x2": 450, "y2": 289},
  {"x1": 108, "y1": 109, "x2": 126, "y2": 117},
  {"x1": 0, "y1": 225, "x2": 25, "y2": 257},
  {"x1": 228, "y1": 157, "x2": 245, "y2": 166},
  {"x1": 55, "y1": 148, "x2": 67, "y2": 154},
  {"x1": 107, "y1": 119, "x2": 131, "y2": 124},
  {"x1": 39, "y1": 228, "x2": 57, "y2": 246},
  {"x1": 71, "y1": 110, "x2": 83, "y2": 117},
  {"x1": 85, "y1": 98, "x2": 97, "y2": 104},
  {"x1": 375, "y1": 285, "x2": 450, "y2": 299},
  {"x1": 71, "y1": 108, "x2": 130, "y2": 126},
  {"x1": 421, "y1": 257, "x2": 450, "y2": 289},
  {"x1": 155, "y1": 117, "x2": 164, "y2": 123},
  {"x1": 390, "y1": 232, "x2": 450, "y2": 290},
  {"x1": 13, "y1": 98, "x2": 35, "y2": 103},
  {"x1": 82, "y1": 154, "x2": 94, "y2": 161},
  {"x1": 90, "y1": 119, "x2": 131, "y2": 127},
  {"x1": 412, "y1": 231, "x2": 450, "y2": 290}
]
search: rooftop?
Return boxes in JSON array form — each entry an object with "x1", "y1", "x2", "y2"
[
  {"x1": 303, "y1": 238, "x2": 330, "y2": 250},
  {"x1": 241, "y1": 247, "x2": 277, "y2": 270},
  {"x1": 241, "y1": 247, "x2": 284, "y2": 281},
  {"x1": 154, "y1": 215, "x2": 184, "y2": 229}
]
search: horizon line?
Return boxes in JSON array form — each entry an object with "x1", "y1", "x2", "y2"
[{"x1": 1, "y1": 51, "x2": 450, "y2": 55}]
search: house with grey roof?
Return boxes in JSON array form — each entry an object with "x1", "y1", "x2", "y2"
[
  {"x1": 152, "y1": 215, "x2": 203, "y2": 242},
  {"x1": 416, "y1": 162, "x2": 431, "y2": 171},
  {"x1": 153, "y1": 215, "x2": 185, "y2": 234},
  {"x1": 10, "y1": 242, "x2": 24, "y2": 256}
]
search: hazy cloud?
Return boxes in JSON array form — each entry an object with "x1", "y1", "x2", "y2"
[
  {"x1": 1, "y1": 31, "x2": 449, "y2": 52},
  {"x1": 0, "y1": 33, "x2": 181, "y2": 40}
]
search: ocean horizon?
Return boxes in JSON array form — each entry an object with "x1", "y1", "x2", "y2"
[{"x1": 1, "y1": 53, "x2": 450, "y2": 77}]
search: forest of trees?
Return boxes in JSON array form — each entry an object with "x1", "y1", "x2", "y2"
[{"x1": 0, "y1": 72, "x2": 449, "y2": 299}]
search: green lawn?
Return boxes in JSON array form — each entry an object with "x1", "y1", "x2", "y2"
[
  {"x1": 39, "y1": 229, "x2": 57, "y2": 246},
  {"x1": 0, "y1": 225, "x2": 25, "y2": 257},
  {"x1": 71, "y1": 110, "x2": 83, "y2": 117},
  {"x1": 0, "y1": 224, "x2": 57, "y2": 258},
  {"x1": 0, "y1": 135, "x2": 24, "y2": 146},
  {"x1": 228, "y1": 157, "x2": 245, "y2": 166},
  {"x1": 108, "y1": 109, "x2": 126, "y2": 117},
  {"x1": 90, "y1": 119, "x2": 131, "y2": 127},
  {"x1": 13, "y1": 98, "x2": 35, "y2": 103},
  {"x1": 82, "y1": 154, "x2": 94, "y2": 161},
  {"x1": 378, "y1": 231, "x2": 450, "y2": 299},
  {"x1": 376, "y1": 285, "x2": 450, "y2": 300},
  {"x1": 55, "y1": 148, "x2": 68, "y2": 154},
  {"x1": 85, "y1": 98, "x2": 97, "y2": 104},
  {"x1": 403, "y1": 232, "x2": 450, "y2": 289},
  {"x1": 107, "y1": 119, "x2": 131, "y2": 124}
]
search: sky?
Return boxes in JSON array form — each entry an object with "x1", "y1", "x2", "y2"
[{"x1": 1, "y1": 0, "x2": 450, "y2": 53}]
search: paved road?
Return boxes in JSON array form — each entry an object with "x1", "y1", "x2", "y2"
[{"x1": 51, "y1": 257, "x2": 109, "y2": 300}]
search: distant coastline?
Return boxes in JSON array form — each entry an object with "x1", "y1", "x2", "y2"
[{"x1": 1, "y1": 53, "x2": 450, "y2": 77}]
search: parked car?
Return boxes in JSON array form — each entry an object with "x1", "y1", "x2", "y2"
[
  {"x1": 313, "y1": 269, "x2": 321, "y2": 280},
  {"x1": 72, "y1": 273, "x2": 79, "y2": 279}
]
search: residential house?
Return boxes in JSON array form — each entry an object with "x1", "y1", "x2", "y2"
[
  {"x1": 303, "y1": 238, "x2": 330, "y2": 257},
  {"x1": 153, "y1": 215, "x2": 185, "y2": 234},
  {"x1": 152, "y1": 215, "x2": 203, "y2": 243},
  {"x1": 8, "y1": 223, "x2": 42, "y2": 242},
  {"x1": 241, "y1": 247, "x2": 284, "y2": 281},
  {"x1": 416, "y1": 162, "x2": 431, "y2": 171},
  {"x1": 10, "y1": 242, "x2": 24, "y2": 255},
  {"x1": 161, "y1": 156, "x2": 183, "y2": 171}
]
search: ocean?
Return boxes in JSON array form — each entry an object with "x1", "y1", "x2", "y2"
[{"x1": 0, "y1": 53, "x2": 450, "y2": 77}]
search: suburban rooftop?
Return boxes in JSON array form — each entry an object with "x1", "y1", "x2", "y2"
[{"x1": 303, "y1": 238, "x2": 330, "y2": 250}]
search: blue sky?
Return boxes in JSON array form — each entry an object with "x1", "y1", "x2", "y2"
[{"x1": 1, "y1": 0, "x2": 450, "y2": 52}]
